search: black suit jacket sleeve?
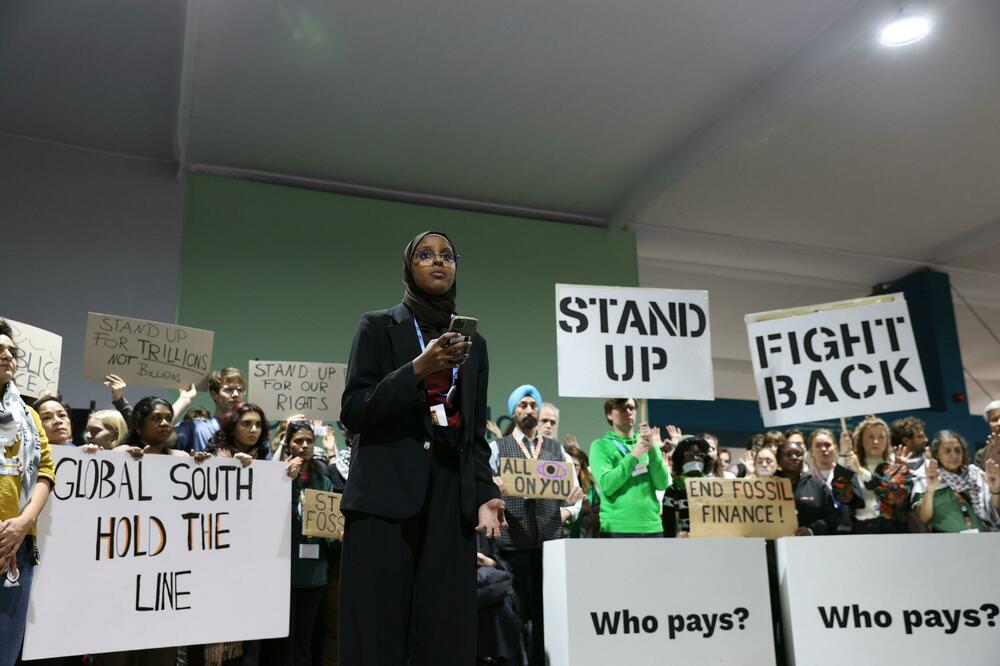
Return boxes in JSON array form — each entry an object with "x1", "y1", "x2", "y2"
[
  {"x1": 473, "y1": 336, "x2": 501, "y2": 510},
  {"x1": 341, "y1": 311, "x2": 424, "y2": 436}
]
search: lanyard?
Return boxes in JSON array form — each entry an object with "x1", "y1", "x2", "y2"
[
  {"x1": 607, "y1": 433, "x2": 635, "y2": 457},
  {"x1": 953, "y1": 491, "x2": 974, "y2": 529},
  {"x1": 515, "y1": 431, "x2": 543, "y2": 460},
  {"x1": 413, "y1": 317, "x2": 458, "y2": 403}
]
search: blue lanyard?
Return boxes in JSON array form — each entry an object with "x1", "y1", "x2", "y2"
[
  {"x1": 607, "y1": 433, "x2": 635, "y2": 457},
  {"x1": 412, "y1": 317, "x2": 459, "y2": 399}
]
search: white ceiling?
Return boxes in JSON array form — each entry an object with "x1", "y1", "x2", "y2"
[{"x1": 3, "y1": 0, "x2": 1000, "y2": 409}]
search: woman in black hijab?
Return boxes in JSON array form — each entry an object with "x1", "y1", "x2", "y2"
[{"x1": 338, "y1": 231, "x2": 506, "y2": 666}]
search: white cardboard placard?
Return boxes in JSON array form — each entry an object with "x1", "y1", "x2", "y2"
[
  {"x1": 555, "y1": 284, "x2": 713, "y2": 400},
  {"x1": 544, "y1": 538, "x2": 775, "y2": 665},
  {"x1": 4, "y1": 318, "x2": 61, "y2": 396},
  {"x1": 745, "y1": 294, "x2": 928, "y2": 427},
  {"x1": 777, "y1": 533, "x2": 1000, "y2": 666},
  {"x1": 23, "y1": 448, "x2": 291, "y2": 659}
]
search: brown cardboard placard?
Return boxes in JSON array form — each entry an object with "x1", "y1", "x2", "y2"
[
  {"x1": 301, "y1": 489, "x2": 344, "y2": 539},
  {"x1": 499, "y1": 457, "x2": 576, "y2": 500},
  {"x1": 686, "y1": 477, "x2": 798, "y2": 539}
]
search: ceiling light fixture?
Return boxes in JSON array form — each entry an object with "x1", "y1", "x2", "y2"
[{"x1": 879, "y1": 14, "x2": 932, "y2": 46}]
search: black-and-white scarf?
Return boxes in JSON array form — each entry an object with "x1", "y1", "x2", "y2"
[
  {"x1": 0, "y1": 381, "x2": 42, "y2": 509},
  {"x1": 939, "y1": 465, "x2": 999, "y2": 528}
]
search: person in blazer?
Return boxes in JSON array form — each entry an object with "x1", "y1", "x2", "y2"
[{"x1": 338, "y1": 231, "x2": 506, "y2": 666}]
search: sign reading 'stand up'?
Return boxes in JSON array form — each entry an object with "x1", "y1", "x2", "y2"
[
  {"x1": 82, "y1": 313, "x2": 214, "y2": 390},
  {"x1": 745, "y1": 294, "x2": 929, "y2": 427},
  {"x1": 555, "y1": 285, "x2": 713, "y2": 400}
]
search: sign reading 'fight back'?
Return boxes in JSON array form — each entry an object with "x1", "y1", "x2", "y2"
[
  {"x1": 745, "y1": 294, "x2": 929, "y2": 427},
  {"x1": 555, "y1": 285, "x2": 714, "y2": 400}
]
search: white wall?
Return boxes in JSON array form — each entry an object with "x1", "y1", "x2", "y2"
[{"x1": 1, "y1": 134, "x2": 185, "y2": 410}]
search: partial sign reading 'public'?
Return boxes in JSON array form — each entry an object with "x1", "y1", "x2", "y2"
[
  {"x1": 23, "y1": 448, "x2": 290, "y2": 659},
  {"x1": 4, "y1": 317, "x2": 62, "y2": 396},
  {"x1": 249, "y1": 360, "x2": 346, "y2": 421},
  {"x1": 555, "y1": 284, "x2": 714, "y2": 400},
  {"x1": 81, "y1": 312, "x2": 215, "y2": 390},
  {"x1": 745, "y1": 294, "x2": 929, "y2": 427},
  {"x1": 499, "y1": 457, "x2": 576, "y2": 500},
  {"x1": 686, "y1": 477, "x2": 797, "y2": 539}
]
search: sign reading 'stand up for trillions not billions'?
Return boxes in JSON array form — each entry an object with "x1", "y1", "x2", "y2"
[
  {"x1": 745, "y1": 293, "x2": 929, "y2": 428},
  {"x1": 555, "y1": 285, "x2": 714, "y2": 400}
]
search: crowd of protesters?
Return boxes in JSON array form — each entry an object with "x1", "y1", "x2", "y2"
[{"x1": 4, "y1": 313, "x2": 1000, "y2": 666}]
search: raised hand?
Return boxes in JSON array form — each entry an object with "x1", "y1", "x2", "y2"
[
  {"x1": 103, "y1": 374, "x2": 127, "y2": 402},
  {"x1": 563, "y1": 433, "x2": 579, "y2": 450},
  {"x1": 893, "y1": 445, "x2": 913, "y2": 462},
  {"x1": 485, "y1": 420, "x2": 503, "y2": 440},
  {"x1": 926, "y1": 459, "x2": 940, "y2": 486},
  {"x1": 984, "y1": 459, "x2": 1000, "y2": 494},
  {"x1": 666, "y1": 425, "x2": 683, "y2": 447},
  {"x1": 838, "y1": 430, "x2": 854, "y2": 455}
]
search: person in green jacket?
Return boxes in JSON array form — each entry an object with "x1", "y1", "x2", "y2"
[{"x1": 589, "y1": 398, "x2": 670, "y2": 536}]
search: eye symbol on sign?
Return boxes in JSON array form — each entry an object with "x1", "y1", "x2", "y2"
[{"x1": 536, "y1": 461, "x2": 568, "y2": 480}]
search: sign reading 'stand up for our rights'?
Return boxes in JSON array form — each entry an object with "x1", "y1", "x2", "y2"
[
  {"x1": 745, "y1": 294, "x2": 929, "y2": 427},
  {"x1": 555, "y1": 284, "x2": 713, "y2": 400}
]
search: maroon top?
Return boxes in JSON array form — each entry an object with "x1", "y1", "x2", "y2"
[{"x1": 425, "y1": 366, "x2": 462, "y2": 428}]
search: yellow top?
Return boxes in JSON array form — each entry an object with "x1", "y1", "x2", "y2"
[{"x1": 0, "y1": 406, "x2": 56, "y2": 534}]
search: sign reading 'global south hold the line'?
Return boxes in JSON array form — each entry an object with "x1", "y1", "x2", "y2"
[
  {"x1": 555, "y1": 285, "x2": 713, "y2": 400},
  {"x1": 745, "y1": 294, "x2": 929, "y2": 427}
]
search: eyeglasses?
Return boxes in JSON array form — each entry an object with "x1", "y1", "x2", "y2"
[
  {"x1": 413, "y1": 250, "x2": 459, "y2": 266},
  {"x1": 220, "y1": 385, "x2": 246, "y2": 396},
  {"x1": 613, "y1": 404, "x2": 637, "y2": 412}
]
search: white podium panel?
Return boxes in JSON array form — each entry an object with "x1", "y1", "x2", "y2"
[
  {"x1": 543, "y1": 538, "x2": 775, "y2": 665},
  {"x1": 778, "y1": 534, "x2": 1000, "y2": 666}
]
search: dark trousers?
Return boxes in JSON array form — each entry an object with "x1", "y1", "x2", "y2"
[
  {"x1": 289, "y1": 587, "x2": 326, "y2": 666},
  {"x1": 500, "y1": 548, "x2": 545, "y2": 666},
  {"x1": 339, "y1": 441, "x2": 477, "y2": 665}
]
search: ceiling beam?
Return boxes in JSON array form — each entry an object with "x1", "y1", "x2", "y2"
[{"x1": 608, "y1": 0, "x2": 896, "y2": 230}]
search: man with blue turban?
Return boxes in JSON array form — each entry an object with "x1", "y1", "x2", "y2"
[{"x1": 495, "y1": 384, "x2": 581, "y2": 665}]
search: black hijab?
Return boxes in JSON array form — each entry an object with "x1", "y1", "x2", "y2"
[{"x1": 402, "y1": 231, "x2": 457, "y2": 338}]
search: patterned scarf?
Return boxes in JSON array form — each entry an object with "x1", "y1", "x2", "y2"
[
  {"x1": 0, "y1": 381, "x2": 41, "y2": 509},
  {"x1": 939, "y1": 465, "x2": 999, "y2": 527}
]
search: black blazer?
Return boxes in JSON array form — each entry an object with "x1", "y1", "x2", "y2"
[{"x1": 340, "y1": 303, "x2": 499, "y2": 525}]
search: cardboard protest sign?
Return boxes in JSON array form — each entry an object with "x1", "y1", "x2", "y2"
[
  {"x1": 499, "y1": 456, "x2": 576, "y2": 500},
  {"x1": 745, "y1": 294, "x2": 928, "y2": 427},
  {"x1": 544, "y1": 538, "x2": 776, "y2": 665},
  {"x1": 686, "y1": 477, "x2": 797, "y2": 539},
  {"x1": 777, "y1": 534, "x2": 1000, "y2": 665},
  {"x1": 301, "y1": 489, "x2": 344, "y2": 539},
  {"x1": 23, "y1": 448, "x2": 290, "y2": 659},
  {"x1": 4, "y1": 318, "x2": 61, "y2": 396},
  {"x1": 81, "y1": 312, "x2": 214, "y2": 390},
  {"x1": 555, "y1": 284, "x2": 713, "y2": 400},
  {"x1": 249, "y1": 360, "x2": 346, "y2": 421}
]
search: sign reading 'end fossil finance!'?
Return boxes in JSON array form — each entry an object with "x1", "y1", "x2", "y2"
[
  {"x1": 745, "y1": 294, "x2": 928, "y2": 427},
  {"x1": 555, "y1": 285, "x2": 713, "y2": 400}
]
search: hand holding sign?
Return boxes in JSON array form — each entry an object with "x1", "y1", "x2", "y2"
[{"x1": 103, "y1": 374, "x2": 127, "y2": 401}]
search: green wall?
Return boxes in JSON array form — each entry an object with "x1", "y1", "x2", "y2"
[{"x1": 177, "y1": 173, "x2": 638, "y2": 443}]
